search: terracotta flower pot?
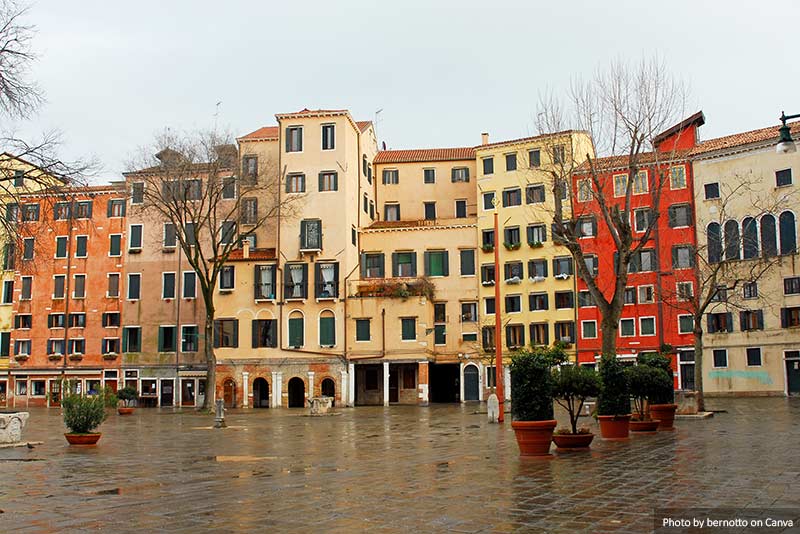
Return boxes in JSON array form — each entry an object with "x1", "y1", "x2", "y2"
[
  {"x1": 117, "y1": 407, "x2": 135, "y2": 416},
  {"x1": 629, "y1": 418, "x2": 660, "y2": 433},
  {"x1": 552, "y1": 432, "x2": 594, "y2": 450},
  {"x1": 597, "y1": 414, "x2": 631, "y2": 439},
  {"x1": 65, "y1": 433, "x2": 102, "y2": 445},
  {"x1": 511, "y1": 420, "x2": 557, "y2": 456},
  {"x1": 649, "y1": 404, "x2": 677, "y2": 430}
]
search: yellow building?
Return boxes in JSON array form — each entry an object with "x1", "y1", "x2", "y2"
[
  {"x1": 692, "y1": 121, "x2": 800, "y2": 396},
  {"x1": 474, "y1": 131, "x2": 594, "y2": 384}
]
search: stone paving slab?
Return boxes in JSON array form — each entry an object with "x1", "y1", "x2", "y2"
[{"x1": 1, "y1": 398, "x2": 799, "y2": 533}]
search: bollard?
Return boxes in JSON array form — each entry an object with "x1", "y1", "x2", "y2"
[
  {"x1": 487, "y1": 393, "x2": 499, "y2": 423},
  {"x1": 213, "y1": 399, "x2": 226, "y2": 428}
]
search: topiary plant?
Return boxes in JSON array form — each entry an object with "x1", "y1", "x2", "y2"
[
  {"x1": 553, "y1": 365, "x2": 601, "y2": 434},
  {"x1": 627, "y1": 365, "x2": 672, "y2": 420},
  {"x1": 638, "y1": 352, "x2": 675, "y2": 404},
  {"x1": 596, "y1": 354, "x2": 631, "y2": 417},
  {"x1": 116, "y1": 386, "x2": 139, "y2": 407},
  {"x1": 62, "y1": 392, "x2": 108, "y2": 434},
  {"x1": 509, "y1": 345, "x2": 565, "y2": 421}
]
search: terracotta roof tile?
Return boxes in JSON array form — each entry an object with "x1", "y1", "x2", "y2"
[
  {"x1": 356, "y1": 121, "x2": 372, "y2": 132},
  {"x1": 475, "y1": 130, "x2": 586, "y2": 150},
  {"x1": 366, "y1": 219, "x2": 475, "y2": 230},
  {"x1": 223, "y1": 248, "x2": 277, "y2": 262},
  {"x1": 575, "y1": 150, "x2": 691, "y2": 173},
  {"x1": 374, "y1": 147, "x2": 475, "y2": 164},
  {"x1": 275, "y1": 108, "x2": 348, "y2": 119},
  {"x1": 690, "y1": 121, "x2": 800, "y2": 155},
  {"x1": 238, "y1": 126, "x2": 279, "y2": 141}
]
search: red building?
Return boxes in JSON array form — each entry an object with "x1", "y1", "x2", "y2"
[
  {"x1": 6, "y1": 185, "x2": 126, "y2": 408},
  {"x1": 572, "y1": 113, "x2": 705, "y2": 388}
]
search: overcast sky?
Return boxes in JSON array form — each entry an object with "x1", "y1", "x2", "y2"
[{"x1": 12, "y1": 0, "x2": 800, "y2": 183}]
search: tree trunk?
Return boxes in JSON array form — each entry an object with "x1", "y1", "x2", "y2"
[
  {"x1": 202, "y1": 319, "x2": 216, "y2": 411},
  {"x1": 600, "y1": 315, "x2": 619, "y2": 357},
  {"x1": 693, "y1": 326, "x2": 705, "y2": 412}
]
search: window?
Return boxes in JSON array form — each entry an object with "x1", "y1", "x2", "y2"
[
  {"x1": 13, "y1": 170, "x2": 24, "y2": 187},
  {"x1": 527, "y1": 224, "x2": 546, "y2": 245},
  {"x1": 433, "y1": 303, "x2": 446, "y2": 345},
  {"x1": 613, "y1": 174, "x2": 627, "y2": 197},
  {"x1": 52, "y1": 275, "x2": 65, "y2": 299},
  {"x1": 424, "y1": 202, "x2": 436, "y2": 220},
  {"x1": 131, "y1": 182, "x2": 145, "y2": 204},
  {"x1": 251, "y1": 264, "x2": 275, "y2": 300},
  {"x1": 526, "y1": 184, "x2": 545, "y2": 204},
  {"x1": 554, "y1": 321, "x2": 574, "y2": 343},
  {"x1": 776, "y1": 168, "x2": 793, "y2": 187},
  {"x1": 624, "y1": 249, "x2": 657, "y2": 273},
  {"x1": 129, "y1": 224, "x2": 143, "y2": 250},
  {"x1": 424, "y1": 168, "x2": 435, "y2": 184},
  {"x1": 212, "y1": 319, "x2": 239, "y2": 348},
  {"x1": 384, "y1": 204, "x2": 400, "y2": 221},
  {"x1": 4, "y1": 203, "x2": 18, "y2": 223},
  {"x1": 786, "y1": 277, "x2": 800, "y2": 295},
  {"x1": 319, "y1": 312, "x2": 336, "y2": 346},
  {"x1": 780, "y1": 211, "x2": 797, "y2": 255},
  {"x1": 482, "y1": 229, "x2": 495, "y2": 248},
  {"x1": 484, "y1": 297, "x2": 495, "y2": 315},
  {"x1": 670, "y1": 166, "x2": 687, "y2": 189},
  {"x1": 162, "y1": 272, "x2": 176, "y2": 299},
  {"x1": 482, "y1": 192, "x2": 495, "y2": 210},
  {"x1": 2, "y1": 244, "x2": 13, "y2": 270},
  {"x1": 425, "y1": 251, "x2": 449, "y2": 277},
  {"x1": 102, "y1": 312, "x2": 120, "y2": 327},
  {"x1": 106, "y1": 233, "x2": 122, "y2": 257},
  {"x1": 219, "y1": 265, "x2": 235, "y2": 291},
  {"x1": 286, "y1": 126, "x2": 303, "y2": 152},
  {"x1": 746, "y1": 347, "x2": 762, "y2": 366},
  {"x1": 99, "y1": 338, "x2": 120, "y2": 355},
  {"x1": 69, "y1": 339, "x2": 85, "y2": 355},
  {"x1": 504, "y1": 227, "x2": 520, "y2": 247},
  {"x1": 624, "y1": 287, "x2": 636, "y2": 305},
  {"x1": 577, "y1": 217, "x2": 597, "y2": 238},
  {"x1": 531, "y1": 323, "x2": 549, "y2": 345},
  {"x1": 102, "y1": 273, "x2": 119, "y2": 299},
  {"x1": 675, "y1": 315, "x2": 693, "y2": 334},
  {"x1": 48, "y1": 313, "x2": 65, "y2": 328},
  {"x1": 461, "y1": 302, "x2": 477, "y2": 323},
  {"x1": 529, "y1": 292, "x2": 548, "y2": 311},
  {"x1": 707, "y1": 312, "x2": 733, "y2": 333},
  {"x1": 251, "y1": 319, "x2": 277, "y2": 348},
  {"x1": 740, "y1": 310, "x2": 764, "y2": 331},
  {"x1": 156, "y1": 325, "x2": 177, "y2": 352},
  {"x1": 315, "y1": 262, "x2": 338, "y2": 299},
  {"x1": 620, "y1": 318, "x2": 635, "y2": 337},
  {"x1": 22, "y1": 238, "x2": 33, "y2": 260},
  {"x1": 529, "y1": 259, "x2": 547, "y2": 279},
  {"x1": 55, "y1": 236, "x2": 68, "y2": 258},
  {"x1": 286, "y1": 173, "x2": 306, "y2": 193},
  {"x1": 577, "y1": 179, "x2": 592, "y2": 202},
  {"x1": 677, "y1": 281, "x2": 694, "y2": 301},
  {"x1": 355, "y1": 319, "x2": 371, "y2": 342},
  {"x1": 481, "y1": 264, "x2": 495, "y2": 284},
  {"x1": 15, "y1": 339, "x2": 31, "y2": 356},
  {"x1": 552, "y1": 145, "x2": 566, "y2": 164},
  {"x1": 47, "y1": 339, "x2": 65, "y2": 355},
  {"x1": 221, "y1": 176, "x2": 237, "y2": 200},
  {"x1": 505, "y1": 153, "x2": 517, "y2": 171},
  {"x1": 482, "y1": 157, "x2": 494, "y2": 175},
  {"x1": 739, "y1": 281, "x2": 758, "y2": 300},
  {"x1": 73, "y1": 274, "x2": 86, "y2": 299},
  {"x1": 451, "y1": 167, "x2": 469, "y2": 182},
  {"x1": 108, "y1": 199, "x2": 126, "y2": 217},
  {"x1": 455, "y1": 199, "x2": 467, "y2": 218},
  {"x1": 20, "y1": 276, "x2": 31, "y2": 300},
  {"x1": 242, "y1": 155, "x2": 258, "y2": 181},
  {"x1": 351, "y1": 226, "x2": 357, "y2": 246},
  {"x1": 529, "y1": 149, "x2": 541, "y2": 168},
  {"x1": 555, "y1": 291, "x2": 574, "y2": 309},
  {"x1": 504, "y1": 261, "x2": 523, "y2": 281},
  {"x1": 392, "y1": 252, "x2": 416, "y2": 277},
  {"x1": 121, "y1": 327, "x2": 141, "y2": 353},
  {"x1": 640, "y1": 317, "x2": 656, "y2": 336},
  {"x1": 321, "y1": 124, "x2": 335, "y2": 150},
  {"x1": 578, "y1": 291, "x2": 595, "y2": 307},
  {"x1": 637, "y1": 285, "x2": 654, "y2": 304},
  {"x1": 29, "y1": 380, "x2": 44, "y2": 397},
  {"x1": 22, "y1": 203, "x2": 38, "y2": 221},
  {"x1": 782, "y1": 307, "x2": 800, "y2": 328},
  {"x1": 14, "y1": 314, "x2": 31, "y2": 329},
  {"x1": 363, "y1": 253, "x2": 384, "y2": 279},
  {"x1": 633, "y1": 170, "x2": 649, "y2": 194},
  {"x1": 710, "y1": 285, "x2": 728, "y2": 303},
  {"x1": 502, "y1": 188, "x2": 521, "y2": 207},
  {"x1": 285, "y1": 264, "x2": 308, "y2": 299},
  {"x1": 69, "y1": 313, "x2": 86, "y2": 328},
  {"x1": 672, "y1": 245, "x2": 694, "y2": 269},
  {"x1": 704, "y1": 182, "x2": 720, "y2": 200},
  {"x1": 482, "y1": 327, "x2": 495, "y2": 351},
  {"x1": 506, "y1": 324, "x2": 524, "y2": 349},
  {"x1": 505, "y1": 295, "x2": 521, "y2": 313},
  {"x1": 668, "y1": 204, "x2": 692, "y2": 228},
  {"x1": 553, "y1": 256, "x2": 573, "y2": 277},
  {"x1": 127, "y1": 273, "x2": 141, "y2": 300},
  {"x1": 713, "y1": 349, "x2": 728, "y2": 368},
  {"x1": 217, "y1": 221, "x2": 236, "y2": 246},
  {"x1": 382, "y1": 169, "x2": 399, "y2": 185},
  {"x1": 72, "y1": 235, "x2": 88, "y2": 258},
  {"x1": 74, "y1": 201, "x2": 92, "y2": 219},
  {"x1": 582, "y1": 321, "x2": 597, "y2": 339},
  {"x1": 401, "y1": 317, "x2": 416, "y2": 341}
]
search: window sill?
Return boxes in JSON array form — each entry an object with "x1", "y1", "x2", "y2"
[
  {"x1": 285, "y1": 298, "x2": 306, "y2": 302},
  {"x1": 254, "y1": 298, "x2": 276, "y2": 303},
  {"x1": 162, "y1": 247, "x2": 176, "y2": 253},
  {"x1": 219, "y1": 288, "x2": 234, "y2": 293},
  {"x1": 128, "y1": 248, "x2": 142, "y2": 254},
  {"x1": 299, "y1": 248, "x2": 322, "y2": 253},
  {"x1": 316, "y1": 297, "x2": 337, "y2": 302}
]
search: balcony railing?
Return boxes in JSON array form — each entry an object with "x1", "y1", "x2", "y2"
[{"x1": 350, "y1": 277, "x2": 435, "y2": 300}]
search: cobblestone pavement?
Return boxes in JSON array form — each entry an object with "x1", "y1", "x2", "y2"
[{"x1": 1, "y1": 398, "x2": 799, "y2": 533}]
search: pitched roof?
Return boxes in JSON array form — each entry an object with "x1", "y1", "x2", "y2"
[
  {"x1": 366, "y1": 219, "x2": 476, "y2": 231},
  {"x1": 222, "y1": 248, "x2": 277, "y2": 262},
  {"x1": 653, "y1": 111, "x2": 705, "y2": 146},
  {"x1": 475, "y1": 130, "x2": 586, "y2": 150},
  {"x1": 690, "y1": 120, "x2": 800, "y2": 155},
  {"x1": 238, "y1": 126, "x2": 279, "y2": 141},
  {"x1": 275, "y1": 108, "x2": 348, "y2": 119},
  {"x1": 374, "y1": 147, "x2": 475, "y2": 164},
  {"x1": 356, "y1": 121, "x2": 372, "y2": 132},
  {"x1": 575, "y1": 150, "x2": 691, "y2": 173}
]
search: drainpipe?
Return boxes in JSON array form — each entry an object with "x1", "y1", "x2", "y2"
[
  {"x1": 174, "y1": 241, "x2": 183, "y2": 407},
  {"x1": 60, "y1": 193, "x2": 75, "y2": 399},
  {"x1": 381, "y1": 308, "x2": 386, "y2": 358},
  {"x1": 653, "y1": 173, "x2": 665, "y2": 355}
]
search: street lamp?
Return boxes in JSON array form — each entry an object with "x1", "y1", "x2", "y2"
[{"x1": 776, "y1": 111, "x2": 798, "y2": 154}]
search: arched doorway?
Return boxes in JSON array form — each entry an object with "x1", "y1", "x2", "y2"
[
  {"x1": 253, "y1": 377, "x2": 269, "y2": 408},
  {"x1": 463, "y1": 365, "x2": 479, "y2": 401},
  {"x1": 287, "y1": 377, "x2": 305, "y2": 408},
  {"x1": 223, "y1": 379, "x2": 236, "y2": 409},
  {"x1": 321, "y1": 378, "x2": 335, "y2": 406}
]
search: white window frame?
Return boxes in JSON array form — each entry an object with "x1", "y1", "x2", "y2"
[
  {"x1": 633, "y1": 170, "x2": 649, "y2": 195},
  {"x1": 746, "y1": 346, "x2": 763, "y2": 367},
  {"x1": 677, "y1": 281, "x2": 694, "y2": 301},
  {"x1": 670, "y1": 165, "x2": 687, "y2": 190},
  {"x1": 633, "y1": 208, "x2": 651, "y2": 233},
  {"x1": 639, "y1": 316, "x2": 657, "y2": 337},
  {"x1": 712, "y1": 348, "x2": 728, "y2": 369},
  {"x1": 109, "y1": 233, "x2": 123, "y2": 257},
  {"x1": 19, "y1": 276, "x2": 32, "y2": 301},
  {"x1": 286, "y1": 125, "x2": 303, "y2": 153},
  {"x1": 678, "y1": 314, "x2": 694, "y2": 334},
  {"x1": 72, "y1": 274, "x2": 86, "y2": 299},
  {"x1": 482, "y1": 191, "x2": 495, "y2": 211},
  {"x1": 55, "y1": 235, "x2": 68, "y2": 259},
  {"x1": 107, "y1": 273, "x2": 120, "y2": 298},
  {"x1": 321, "y1": 123, "x2": 335, "y2": 151},
  {"x1": 129, "y1": 224, "x2": 143, "y2": 251},
  {"x1": 183, "y1": 271, "x2": 197, "y2": 299},
  {"x1": 74, "y1": 235, "x2": 89, "y2": 258},
  {"x1": 127, "y1": 273, "x2": 141, "y2": 301},
  {"x1": 581, "y1": 320, "x2": 598, "y2": 339},
  {"x1": 162, "y1": 272, "x2": 176, "y2": 300},
  {"x1": 613, "y1": 174, "x2": 627, "y2": 197},
  {"x1": 52, "y1": 274, "x2": 66, "y2": 299},
  {"x1": 619, "y1": 318, "x2": 636, "y2": 337},
  {"x1": 638, "y1": 285, "x2": 655, "y2": 304}
]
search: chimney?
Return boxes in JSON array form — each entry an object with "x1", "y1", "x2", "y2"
[
  {"x1": 481, "y1": 132, "x2": 489, "y2": 146},
  {"x1": 242, "y1": 239, "x2": 250, "y2": 259}
]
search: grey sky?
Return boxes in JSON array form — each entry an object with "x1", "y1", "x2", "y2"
[{"x1": 14, "y1": 0, "x2": 800, "y2": 183}]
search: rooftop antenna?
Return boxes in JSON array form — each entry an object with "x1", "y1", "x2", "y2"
[
  {"x1": 374, "y1": 108, "x2": 383, "y2": 138},
  {"x1": 214, "y1": 101, "x2": 222, "y2": 131}
]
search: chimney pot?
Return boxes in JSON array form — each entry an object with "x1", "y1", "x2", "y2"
[
  {"x1": 481, "y1": 132, "x2": 489, "y2": 146},
  {"x1": 242, "y1": 240, "x2": 250, "y2": 259}
]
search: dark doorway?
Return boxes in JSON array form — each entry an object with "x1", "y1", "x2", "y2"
[
  {"x1": 786, "y1": 358, "x2": 800, "y2": 395},
  {"x1": 288, "y1": 377, "x2": 305, "y2": 408},
  {"x1": 181, "y1": 379, "x2": 195, "y2": 406},
  {"x1": 253, "y1": 377, "x2": 269, "y2": 408},
  {"x1": 49, "y1": 380, "x2": 61, "y2": 407},
  {"x1": 430, "y1": 363, "x2": 459, "y2": 403},
  {"x1": 355, "y1": 364, "x2": 383, "y2": 405},
  {"x1": 223, "y1": 379, "x2": 236, "y2": 408},
  {"x1": 679, "y1": 350, "x2": 695, "y2": 391},
  {"x1": 463, "y1": 365, "x2": 479, "y2": 401},
  {"x1": 321, "y1": 378, "x2": 335, "y2": 405},
  {"x1": 389, "y1": 368, "x2": 399, "y2": 403},
  {"x1": 160, "y1": 379, "x2": 174, "y2": 407}
]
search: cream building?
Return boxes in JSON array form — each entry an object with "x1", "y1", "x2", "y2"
[{"x1": 692, "y1": 121, "x2": 800, "y2": 396}]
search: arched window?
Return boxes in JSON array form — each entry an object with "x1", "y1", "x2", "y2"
[
  {"x1": 707, "y1": 222, "x2": 722, "y2": 264},
  {"x1": 724, "y1": 220, "x2": 740, "y2": 261},
  {"x1": 780, "y1": 211, "x2": 797, "y2": 255},
  {"x1": 760, "y1": 214, "x2": 777, "y2": 257},
  {"x1": 362, "y1": 155, "x2": 368, "y2": 176},
  {"x1": 288, "y1": 310, "x2": 304, "y2": 348},
  {"x1": 319, "y1": 310, "x2": 336, "y2": 347},
  {"x1": 742, "y1": 217, "x2": 759, "y2": 259}
]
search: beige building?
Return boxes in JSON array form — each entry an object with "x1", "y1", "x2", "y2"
[{"x1": 692, "y1": 121, "x2": 800, "y2": 396}]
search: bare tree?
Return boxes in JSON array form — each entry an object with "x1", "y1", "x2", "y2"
[
  {"x1": 126, "y1": 129, "x2": 296, "y2": 409},
  {"x1": 535, "y1": 57, "x2": 689, "y2": 357}
]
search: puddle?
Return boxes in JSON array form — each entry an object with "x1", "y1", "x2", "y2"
[{"x1": 215, "y1": 455, "x2": 277, "y2": 462}]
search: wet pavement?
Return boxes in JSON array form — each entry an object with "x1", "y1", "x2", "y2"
[{"x1": 1, "y1": 398, "x2": 799, "y2": 533}]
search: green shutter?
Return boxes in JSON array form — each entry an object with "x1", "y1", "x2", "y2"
[
  {"x1": 410, "y1": 253, "x2": 417, "y2": 277},
  {"x1": 289, "y1": 318, "x2": 304, "y2": 347},
  {"x1": 391, "y1": 253, "x2": 399, "y2": 277},
  {"x1": 442, "y1": 251, "x2": 449, "y2": 276},
  {"x1": 213, "y1": 321, "x2": 221, "y2": 348},
  {"x1": 318, "y1": 172, "x2": 324, "y2": 192},
  {"x1": 377, "y1": 254, "x2": 385, "y2": 278},
  {"x1": 320, "y1": 317, "x2": 335, "y2": 345},
  {"x1": 424, "y1": 252, "x2": 431, "y2": 276},
  {"x1": 122, "y1": 329, "x2": 128, "y2": 353},
  {"x1": 232, "y1": 320, "x2": 239, "y2": 348},
  {"x1": 360, "y1": 253, "x2": 367, "y2": 278},
  {"x1": 158, "y1": 327, "x2": 165, "y2": 351}
]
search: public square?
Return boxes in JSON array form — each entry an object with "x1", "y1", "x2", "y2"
[{"x1": 2, "y1": 398, "x2": 800, "y2": 533}]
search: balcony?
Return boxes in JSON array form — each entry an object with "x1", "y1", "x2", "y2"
[{"x1": 351, "y1": 277, "x2": 435, "y2": 300}]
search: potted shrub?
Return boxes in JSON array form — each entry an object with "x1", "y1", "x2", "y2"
[
  {"x1": 62, "y1": 390, "x2": 108, "y2": 445},
  {"x1": 552, "y1": 364, "x2": 601, "y2": 450},
  {"x1": 481, "y1": 244, "x2": 494, "y2": 253},
  {"x1": 596, "y1": 354, "x2": 631, "y2": 439},
  {"x1": 116, "y1": 386, "x2": 138, "y2": 415},
  {"x1": 639, "y1": 352, "x2": 677, "y2": 430},
  {"x1": 503, "y1": 242, "x2": 521, "y2": 251},
  {"x1": 509, "y1": 346, "x2": 562, "y2": 456},
  {"x1": 626, "y1": 365, "x2": 667, "y2": 432},
  {"x1": 528, "y1": 241, "x2": 544, "y2": 249}
]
